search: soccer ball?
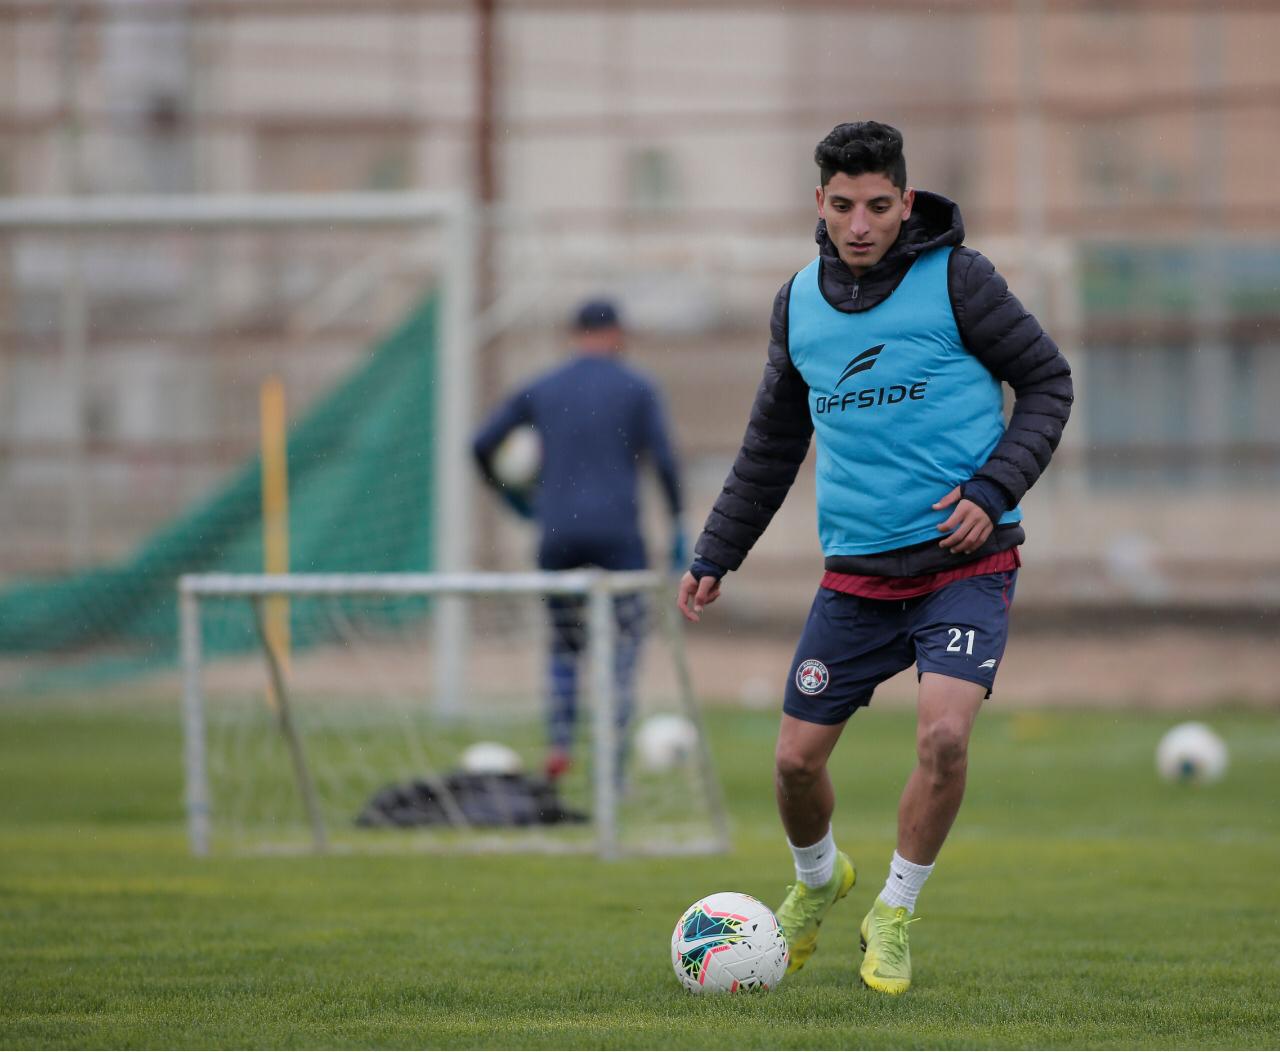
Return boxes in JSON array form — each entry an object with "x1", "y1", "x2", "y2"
[
  {"x1": 491, "y1": 426, "x2": 541, "y2": 488},
  {"x1": 459, "y1": 741, "x2": 523, "y2": 776},
  {"x1": 635, "y1": 713, "x2": 697, "y2": 771},
  {"x1": 670, "y1": 892, "x2": 788, "y2": 994},
  {"x1": 1156, "y1": 722, "x2": 1228, "y2": 785}
]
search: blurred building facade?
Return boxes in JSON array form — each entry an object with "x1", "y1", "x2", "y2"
[{"x1": 0, "y1": 1, "x2": 1277, "y2": 615}]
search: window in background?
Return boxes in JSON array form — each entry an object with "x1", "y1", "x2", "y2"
[
  {"x1": 254, "y1": 122, "x2": 414, "y2": 194},
  {"x1": 626, "y1": 146, "x2": 681, "y2": 211},
  {"x1": 1084, "y1": 343, "x2": 1193, "y2": 489},
  {"x1": 1078, "y1": 118, "x2": 1137, "y2": 204}
]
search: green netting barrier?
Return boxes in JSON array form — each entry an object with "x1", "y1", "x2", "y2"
[{"x1": 0, "y1": 295, "x2": 438, "y2": 693}]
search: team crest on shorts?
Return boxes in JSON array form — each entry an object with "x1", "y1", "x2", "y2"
[{"x1": 795, "y1": 659, "x2": 830, "y2": 696}]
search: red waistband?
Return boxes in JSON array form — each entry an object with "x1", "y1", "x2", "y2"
[{"x1": 820, "y1": 547, "x2": 1021, "y2": 600}]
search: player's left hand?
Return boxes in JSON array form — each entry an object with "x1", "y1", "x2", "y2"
[{"x1": 933, "y1": 486, "x2": 993, "y2": 554}]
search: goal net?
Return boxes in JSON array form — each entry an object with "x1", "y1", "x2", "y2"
[
  {"x1": 179, "y1": 570, "x2": 730, "y2": 859},
  {"x1": 0, "y1": 192, "x2": 476, "y2": 698}
]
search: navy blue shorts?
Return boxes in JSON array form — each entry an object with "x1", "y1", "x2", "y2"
[{"x1": 783, "y1": 571, "x2": 1017, "y2": 726}]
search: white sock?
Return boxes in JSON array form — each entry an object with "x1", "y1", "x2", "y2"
[
  {"x1": 788, "y1": 827, "x2": 836, "y2": 887},
  {"x1": 879, "y1": 850, "x2": 934, "y2": 913}
]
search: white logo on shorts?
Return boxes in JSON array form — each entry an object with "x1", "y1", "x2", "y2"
[
  {"x1": 978, "y1": 659, "x2": 997, "y2": 670},
  {"x1": 795, "y1": 659, "x2": 830, "y2": 696}
]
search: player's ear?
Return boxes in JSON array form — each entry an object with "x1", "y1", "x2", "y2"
[
  {"x1": 901, "y1": 187, "x2": 915, "y2": 220},
  {"x1": 815, "y1": 185, "x2": 825, "y2": 217}
]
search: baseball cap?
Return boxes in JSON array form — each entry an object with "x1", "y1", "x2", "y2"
[{"x1": 573, "y1": 298, "x2": 621, "y2": 331}]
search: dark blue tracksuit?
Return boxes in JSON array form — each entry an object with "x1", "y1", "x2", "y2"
[{"x1": 473, "y1": 354, "x2": 682, "y2": 751}]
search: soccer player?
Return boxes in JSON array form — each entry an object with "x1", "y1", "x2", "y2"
[
  {"x1": 474, "y1": 298, "x2": 685, "y2": 782},
  {"x1": 676, "y1": 122, "x2": 1072, "y2": 994}
]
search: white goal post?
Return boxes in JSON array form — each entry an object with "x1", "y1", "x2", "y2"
[{"x1": 179, "y1": 569, "x2": 731, "y2": 860}]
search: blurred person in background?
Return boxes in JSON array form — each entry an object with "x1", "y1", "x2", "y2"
[
  {"x1": 677, "y1": 121, "x2": 1072, "y2": 994},
  {"x1": 474, "y1": 299, "x2": 685, "y2": 783}
]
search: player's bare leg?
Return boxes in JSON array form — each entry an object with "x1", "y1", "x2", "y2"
[
  {"x1": 774, "y1": 714, "x2": 845, "y2": 845},
  {"x1": 774, "y1": 714, "x2": 856, "y2": 972},
  {"x1": 898, "y1": 673, "x2": 985, "y2": 863},
  {"x1": 861, "y1": 673, "x2": 985, "y2": 994}
]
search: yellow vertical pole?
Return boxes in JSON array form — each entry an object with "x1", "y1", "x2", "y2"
[{"x1": 260, "y1": 375, "x2": 291, "y2": 705}]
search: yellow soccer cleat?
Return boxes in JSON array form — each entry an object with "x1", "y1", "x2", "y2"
[
  {"x1": 859, "y1": 896, "x2": 919, "y2": 995},
  {"x1": 776, "y1": 851, "x2": 856, "y2": 974}
]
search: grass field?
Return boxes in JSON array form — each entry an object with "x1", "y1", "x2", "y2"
[{"x1": 1, "y1": 697, "x2": 1278, "y2": 1049}]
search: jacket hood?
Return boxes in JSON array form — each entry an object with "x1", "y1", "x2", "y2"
[{"x1": 813, "y1": 189, "x2": 965, "y2": 312}]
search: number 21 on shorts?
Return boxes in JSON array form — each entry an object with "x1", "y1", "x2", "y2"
[{"x1": 945, "y1": 627, "x2": 975, "y2": 655}]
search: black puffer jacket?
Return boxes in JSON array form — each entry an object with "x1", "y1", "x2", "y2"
[{"x1": 694, "y1": 189, "x2": 1073, "y2": 578}]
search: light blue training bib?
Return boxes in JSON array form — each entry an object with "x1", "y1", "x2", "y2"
[{"x1": 787, "y1": 246, "x2": 1021, "y2": 556}]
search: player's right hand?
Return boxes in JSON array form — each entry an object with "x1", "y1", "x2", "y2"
[{"x1": 677, "y1": 571, "x2": 721, "y2": 624}]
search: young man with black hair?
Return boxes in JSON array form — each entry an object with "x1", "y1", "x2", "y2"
[
  {"x1": 475, "y1": 299, "x2": 685, "y2": 782},
  {"x1": 676, "y1": 122, "x2": 1072, "y2": 994}
]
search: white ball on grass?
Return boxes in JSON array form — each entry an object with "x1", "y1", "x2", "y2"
[
  {"x1": 670, "y1": 892, "x2": 788, "y2": 994},
  {"x1": 1156, "y1": 721, "x2": 1228, "y2": 785},
  {"x1": 459, "y1": 741, "x2": 524, "y2": 776},
  {"x1": 635, "y1": 713, "x2": 698, "y2": 772}
]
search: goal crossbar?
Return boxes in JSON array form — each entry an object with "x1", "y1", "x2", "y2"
[
  {"x1": 180, "y1": 570, "x2": 662, "y2": 597},
  {"x1": 0, "y1": 192, "x2": 464, "y2": 231}
]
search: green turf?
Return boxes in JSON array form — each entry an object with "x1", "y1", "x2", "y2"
[{"x1": 1, "y1": 698, "x2": 1278, "y2": 1049}]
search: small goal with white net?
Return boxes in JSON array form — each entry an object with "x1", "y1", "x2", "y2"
[{"x1": 179, "y1": 570, "x2": 730, "y2": 859}]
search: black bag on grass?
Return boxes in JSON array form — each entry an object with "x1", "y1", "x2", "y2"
[{"x1": 355, "y1": 772, "x2": 588, "y2": 829}]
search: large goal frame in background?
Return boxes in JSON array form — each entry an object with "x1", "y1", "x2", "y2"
[
  {"x1": 0, "y1": 192, "x2": 477, "y2": 712},
  {"x1": 178, "y1": 569, "x2": 731, "y2": 860}
]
